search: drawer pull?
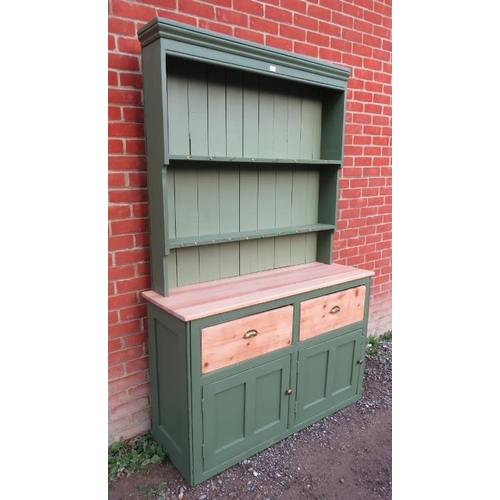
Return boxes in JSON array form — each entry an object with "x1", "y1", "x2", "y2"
[
  {"x1": 329, "y1": 305, "x2": 341, "y2": 314},
  {"x1": 243, "y1": 329, "x2": 258, "y2": 339}
]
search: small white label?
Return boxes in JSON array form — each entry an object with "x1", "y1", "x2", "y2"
[{"x1": 269, "y1": 65, "x2": 276, "y2": 72}]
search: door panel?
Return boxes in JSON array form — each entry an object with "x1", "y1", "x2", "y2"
[
  {"x1": 295, "y1": 329, "x2": 364, "y2": 426},
  {"x1": 202, "y1": 356, "x2": 291, "y2": 471}
]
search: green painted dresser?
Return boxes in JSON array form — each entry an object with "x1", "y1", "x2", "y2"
[{"x1": 138, "y1": 18, "x2": 374, "y2": 486}]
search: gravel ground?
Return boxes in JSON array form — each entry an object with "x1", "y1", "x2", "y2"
[{"x1": 109, "y1": 338, "x2": 392, "y2": 500}]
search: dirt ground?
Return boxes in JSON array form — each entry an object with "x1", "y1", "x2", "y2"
[{"x1": 109, "y1": 339, "x2": 392, "y2": 500}]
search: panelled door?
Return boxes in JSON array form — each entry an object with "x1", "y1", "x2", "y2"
[
  {"x1": 202, "y1": 355, "x2": 291, "y2": 472},
  {"x1": 295, "y1": 329, "x2": 364, "y2": 426}
]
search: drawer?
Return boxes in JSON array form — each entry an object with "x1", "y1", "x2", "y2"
[
  {"x1": 201, "y1": 305, "x2": 293, "y2": 374},
  {"x1": 299, "y1": 286, "x2": 366, "y2": 341}
]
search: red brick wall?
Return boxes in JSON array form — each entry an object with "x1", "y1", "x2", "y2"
[{"x1": 108, "y1": 0, "x2": 392, "y2": 444}]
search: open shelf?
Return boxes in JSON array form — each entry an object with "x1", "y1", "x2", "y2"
[{"x1": 169, "y1": 224, "x2": 336, "y2": 249}]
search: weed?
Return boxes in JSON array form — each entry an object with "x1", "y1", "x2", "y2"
[
  {"x1": 108, "y1": 432, "x2": 166, "y2": 485},
  {"x1": 138, "y1": 481, "x2": 167, "y2": 499},
  {"x1": 366, "y1": 330, "x2": 392, "y2": 357}
]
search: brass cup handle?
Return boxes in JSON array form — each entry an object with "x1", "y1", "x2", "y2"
[
  {"x1": 329, "y1": 305, "x2": 341, "y2": 314},
  {"x1": 243, "y1": 329, "x2": 258, "y2": 339}
]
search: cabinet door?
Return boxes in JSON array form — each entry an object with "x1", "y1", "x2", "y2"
[
  {"x1": 202, "y1": 356, "x2": 291, "y2": 472},
  {"x1": 295, "y1": 329, "x2": 364, "y2": 427}
]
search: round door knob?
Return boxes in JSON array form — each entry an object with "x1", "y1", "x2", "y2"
[
  {"x1": 357, "y1": 359, "x2": 364, "y2": 365},
  {"x1": 285, "y1": 389, "x2": 293, "y2": 396}
]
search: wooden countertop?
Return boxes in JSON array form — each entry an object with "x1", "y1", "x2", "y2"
[{"x1": 142, "y1": 262, "x2": 374, "y2": 321}]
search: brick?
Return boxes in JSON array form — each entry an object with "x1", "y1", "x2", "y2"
[
  {"x1": 109, "y1": 319, "x2": 142, "y2": 338},
  {"x1": 117, "y1": 36, "x2": 141, "y2": 55},
  {"x1": 109, "y1": 364, "x2": 125, "y2": 381},
  {"x1": 363, "y1": 9, "x2": 382, "y2": 25},
  {"x1": 234, "y1": 27, "x2": 264, "y2": 44},
  {"x1": 363, "y1": 146, "x2": 381, "y2": 156},
  {"x1": 132, "y1": 203, "x2": 149, "y2": 218},
  {"x1": 109, "y1": 70, "x2": 119, "y2": 87},
  {"x1": 353, "y1": 135, "x2": 370, "y2": 144},
  {"x1": 330, "y1": 38, "x2": 352, "y2": 53},
  {"x1": 157, "y1": 12, "x2": 197, "y2": 26},
  {"x1": 198, "y1": 20, "x2": 233, "y2": 35},
  {"x1": 280, "y1": 25, "x2": 306, "y2": 41},
  {"x1": 109, "y1": 396, "x2": 150, "y2": 420},
  {"x1": 109, "y1": 139, "x2": 124, "y2": 154},
  {"x1": 233, "y1": 0, "x2": 263, "y2": 16},
  {"x1": 109, "y1": 346, "x2": 144, "y2": 368},
  {"x1": 293, "y1": 13, "x2": 318, "y2": 30},
  {"x1": 353, "y1": 19, "x2": 373, "y2": 34},
  {"x1": 266, "y1": 35, "x2": 292, "y2": 51},
  {"x1": 319, "y1": 0, "x2": 342, "y2": 9},
  {"x1": 115, "y1": 248, "x2": 150, "y2": 265},
  {"x1": 125, "y1": 356, "x2": 150, "y2": 374},
  {"x1": 128, "y1": 382, "x2": 151, "y2": 400},
  {"x1": 319, "y1": 47, "x2": 342, "y2": 63},
  {"x1": 109, "y1": 235, "x2": 135, "y2": 251},
  {"x1": 374, "y1": 2, "x2": 391, "y2": 17},
  {"x1": 109, "y1": 155, "x2": 147, "y2": 171},
  {"x1": 123, "y1": 107, "x2": 144, "y2": 123},
  {"x1": 111, "y1": 218, "x2": 150, "y2": 235},
  {"x1": 108, "y1": 204, "x2": 130, "y2": 219},
  {"x1": 363, "y1": 33, "x2": 382, "y2": 48},
  {"x1": 108, "y1": 338, "x2": 122, "y2": 353},
  {"x1": 281, "y1": 0, "x2": 307, "y2": 13},
  {"x1": 137, "y1": 261, "x2": 151, "y2": 276},
  {"x1": 109, "y1": 265, "x2": 136, "y2": 281},
  {"x1": 363, "y1": 57, "x2": 382, "y2": 71},
  {"x1": 307, "y1": 31, "x2": 330, "y2": 47},
  {"x1": 342, "y1": 53, "x2": 363, "y2": 66},
  {"x1": 121, "y1": 329, "x2": 148, "y2": 347},
  {"x1": 109, "y1": 88, "x2": 142, "y2": 106},
  {"x1": 178, "y1": 0, "x2": 214, "y2": 19},
  {"x1": 129, "y1": 172, "x2": 148, "y2": 187},
  {"x1": 354, "y1": 68, "x2": 374, "y2": 80},
  {"x1": 215, "y1": 8, "x2": 248, "y2": 27},
  {"x1": 108, "y1": 292, "x2": 138, "y2": 310},
  {"x1": 308, "y1": 4, "x2": 331, "y2": 21},
  {"x1": 108, "y1": 188, "x2": 148, "y2": 204},
  {"x1": 120, "y1": 72, "x2": 143, "y2": 89},
  {"x1": 294, "y1": 41, "x2": 318, "y2": 57},
  {"x1": 353, "y1": 43, "x2": 372, "y2": 57},
  {"x1": 108, "y1": 17, "x2": 136, "y2": 36},
  {"x1": 126, "y1": 140, "x2": 146, "y2": 155},
  {"x1": 109, "y1": 391, "x2": 128, "y2": 408},
  {"x1": 108, "y1": 52, "x2": 140, "y2": 72},
  {"x1": 353, "y1": 156, "x2": 372, "y2": 166},
  {"x1": 109, "y1": 310, "x2": 119, "y2": 325},
  {"x1": 373, "y1": 25, "x2": 391, "y2": 39},
  {"x1": 109, "y1": 34, "x2": 116, "y2": 51},
  {"x1": 318, "y1": 21, "x2": 341, "y2": 37},
  {"x1": 341, "y1": 27, "x2": 362, "y2": 43},
  {"x1": 332, "y1": 12, "x2": 353, "y2": 28},
  {"x1": 109, "y1": 105, "x2": 121, "y2": 120},
  {"x1": 113, "y1": 0, "x2": 156, "y2": 20},
  {"x1": 249, "y1": 16, "x2": 278, "y2": 34},
  {"x1": 265, "y1": 5, "x2": 293, "y2": 23},
  {"x1": 134, "y1": 233, "x2": 150, "y2": 248},
  {"x1": 116, "y1": 276, "x2": 151, "y2": 293},
  {"x1": 109, "y1": 122, "x2": 144, "y2": 138},
  {"x1": 365, "y1": 82, "x2": 384, "y2": 94}
]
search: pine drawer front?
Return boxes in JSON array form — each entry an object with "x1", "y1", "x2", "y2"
[
  {"x1": 299, "y1": 286, "x2": 366, "y2": 341},
  {"x1": 201, "y1": 306, "x2": 293, "y2": 374}
]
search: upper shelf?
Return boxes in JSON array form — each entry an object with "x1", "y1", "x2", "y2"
[
  {"x1": 138, "y1": 18, "x2": 350, "y2": 166},
  {"x1": 166, "y1": 56, "x2": 346, "y2": 163}
]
